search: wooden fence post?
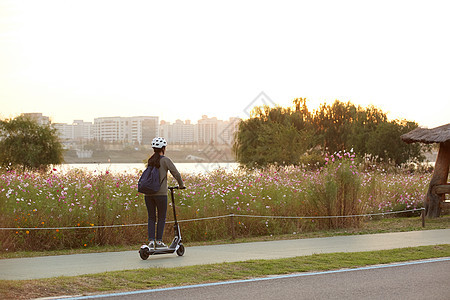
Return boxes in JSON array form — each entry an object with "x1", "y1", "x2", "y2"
[
  {"x1": 229, "y1": 213, "x2": 236, "y2": 240},
  {"x1": 421, "y1": 210, "x2": 425, "y2": 228}
]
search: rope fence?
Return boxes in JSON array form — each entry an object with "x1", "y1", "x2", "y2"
[{"x1": 0, "y1": 208, "x2": 425, "y2": 231}]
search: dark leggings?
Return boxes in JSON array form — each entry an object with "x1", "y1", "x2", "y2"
[{"x1": 144, "y1": 195, "x2": 168, "y2": 241}]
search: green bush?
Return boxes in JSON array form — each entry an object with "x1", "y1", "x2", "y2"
[{"x1": 306, "y1": 151, "x2": 362, "y2": 228}]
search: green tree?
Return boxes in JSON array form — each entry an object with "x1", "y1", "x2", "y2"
[
  {"x1": 366, "y1": 120, "x2": 426, "y2": 165},
  {"x1": 311, "y1": 101, "x2": 388, "y2": 154},
  {"x1": 312, "y1": 101, "x2": 356, "y2": 153},
  {"x1": 234, "y1": 104, "x2": 314, "y2": 167},
  {"x1": 0, "y1": 116, "x2": 64, "y2": 171},
  {"x1": 346, "y1": 105, "x2": 388, "y2": 155},
  {"x1": 234, "y1": 99, "x2": 427, "y2": 167},
  {"x1": 311, "y1": 100, "x2": 424, "y2": 165}
]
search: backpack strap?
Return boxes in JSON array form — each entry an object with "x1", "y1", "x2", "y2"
[
  {"x1": 159, "y1": 155, "x2": 167, "y2": 185},
  {"x1": 150, "y1": 165, "x2": 167, "y2": 186}
]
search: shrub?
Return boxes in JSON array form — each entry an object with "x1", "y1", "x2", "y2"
[{"x1": 306, "y1": 151, "x2": 362, "y2": 228}]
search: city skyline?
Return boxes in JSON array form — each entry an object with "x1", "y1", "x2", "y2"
[
  {"x1": 33, "y1": 112, "x2": 240, "y2": 146},
  {"x1": 41, "y1": 113, "x2": 239, "y2": 126}
]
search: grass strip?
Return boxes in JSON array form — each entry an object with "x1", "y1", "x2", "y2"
[
  {"x1": 1, "y1": 216, "x2": 449, "y2": 259},
  {"x1": 1, "y1": 244, "x2": 449, "y2": 300}
]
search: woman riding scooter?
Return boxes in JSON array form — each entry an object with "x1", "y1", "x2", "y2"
[{"x1": 145, "y1": 137, "x2": 185, "y2": 249}]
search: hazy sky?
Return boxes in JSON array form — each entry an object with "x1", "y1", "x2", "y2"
[{"x1": 1, "y1": 0, "x2": 449, "y2": 127}]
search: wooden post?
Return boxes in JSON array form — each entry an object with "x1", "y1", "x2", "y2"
[
  {"x1": 421, "y1": 210, "x2": 425, "y2": 228},
  {"x1": 229, "y1": 213, "x2": 236, "y2": 240},
  {"x1": 425, "y1": 141, "x2": 450, "y2": 218}
]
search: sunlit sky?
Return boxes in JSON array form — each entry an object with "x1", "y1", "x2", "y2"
[{"x1": 1, "y1": 0, "x2": 449, "y2": 127}]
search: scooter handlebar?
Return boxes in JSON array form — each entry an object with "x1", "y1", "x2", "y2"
[{"x1": 168, "y1": 186, "x2": 186, "y2": 190}]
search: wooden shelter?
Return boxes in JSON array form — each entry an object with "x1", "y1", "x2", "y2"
[{"x1": 401, "y1": 123, "x2": 450, "y2": 218}]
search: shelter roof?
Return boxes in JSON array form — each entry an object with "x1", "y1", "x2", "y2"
[{"x1": 401, "y1": 123, "x2": 450, "y2": 144}]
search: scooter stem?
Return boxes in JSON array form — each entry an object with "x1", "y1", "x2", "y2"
[{"x1": 169, "y1": 186, "x2": 179, "y2": 225}]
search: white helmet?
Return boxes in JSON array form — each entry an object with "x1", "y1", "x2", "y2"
[{"x1": 151, "y1": 137, "x2": 167, "y2": 148}]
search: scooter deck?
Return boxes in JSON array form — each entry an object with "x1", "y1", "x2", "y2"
[{"x1": 149, "y1": 247, "x2": 176, "y2": 255}]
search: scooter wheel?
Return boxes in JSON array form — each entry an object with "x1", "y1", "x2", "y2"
[
  {"x1": 139, "y1": 246, "x2": 150, "y2": 260},
  {"x1": 176, "y1": 244, "x2": 185, "y2": 256}
]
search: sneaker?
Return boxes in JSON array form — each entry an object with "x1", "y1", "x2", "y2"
[
  {"x1": 148, "y1": 240, "x2": 155, "y2": 249},
  {"x1": 156, "y1": 240, "x2": 167, "y2": 248}
]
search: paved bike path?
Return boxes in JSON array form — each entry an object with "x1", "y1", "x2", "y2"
[{"x1": 1, "y1": 229, "x2": 449, "y2": 280}]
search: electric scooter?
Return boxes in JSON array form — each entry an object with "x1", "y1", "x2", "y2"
[{"x1": 139, "y1": 186, "x2": 186, "y2": 260}]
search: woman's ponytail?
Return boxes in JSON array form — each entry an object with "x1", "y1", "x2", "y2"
[{"x1": 148, "y1": 147, "x2": 164, "y2": 168}]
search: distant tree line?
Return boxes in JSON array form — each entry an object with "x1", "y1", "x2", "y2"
[{"x1": 233, "y1": 98, "x2": 427, "y2": 167}]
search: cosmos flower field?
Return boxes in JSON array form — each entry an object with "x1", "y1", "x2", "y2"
[{"x1": 0, "y1": 152, "x2": 430, "y2": 251}]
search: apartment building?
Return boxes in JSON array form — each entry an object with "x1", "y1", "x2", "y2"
[
  {"x1": 53, "y1": 123, "x2": 73, "y2": 140},
  {"x1": 54, "y1": 120, "x2": 94, "y2": 140},
  {"x1": 218, "y1": 117, "x2": 240, "y2": 145},
  {"x1": 197, "y1": 115, "x2": 218, "y2": 144},
  {"x1": 22, "y1": 113, "x2": 50, "y2": 125},
  {"x1": 93, "y1": 116, "x2": 158, "y2": 144},
  {"x1": 73, "y1": 120, "x2": 93, "y2": 140},
  {"x1": 159, "y1": 120, "x2": 196, "y2": 144},
  {"x1": 160, "y1": 116, "x2": 240, "y2": 145}
]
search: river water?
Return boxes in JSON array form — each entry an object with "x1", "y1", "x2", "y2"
[{"x1": 57, "y1": 162, "x2": 240, "y2": 174}]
